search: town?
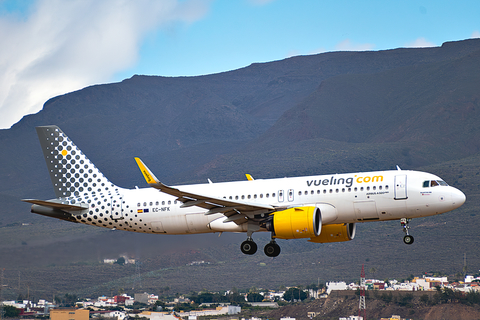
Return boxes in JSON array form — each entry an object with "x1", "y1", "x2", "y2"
[{"x1": 2, "y1": 272, "x2": 479, "y2": 320}]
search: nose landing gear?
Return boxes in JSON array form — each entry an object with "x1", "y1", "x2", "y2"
[{"x1": 401, "y1": 218, "x2": 414, "y2": 245}]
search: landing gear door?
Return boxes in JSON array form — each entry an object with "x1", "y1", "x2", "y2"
[
  {"x1": 394, "y1": 174, "x2": 407, "y2": 200},
  {"x1": 111, "y1": 196, "x2": 124, "y2": 220}
]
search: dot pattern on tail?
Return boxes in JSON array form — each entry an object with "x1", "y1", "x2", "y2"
[{"x1": 37, "y1": 126, "x2": 118, "y2": 199}]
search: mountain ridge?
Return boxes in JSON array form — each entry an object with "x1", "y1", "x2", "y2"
[{"x1": 0, "y1": 38, "x2": 479, "y2": 300}]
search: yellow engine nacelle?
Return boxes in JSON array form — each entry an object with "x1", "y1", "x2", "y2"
[
  {"x1": 271, "y1": 206, "x2": 321, "y2": 239},
  {"x1": 308, "y1": 223, "x2": 356, "y2": 243}
]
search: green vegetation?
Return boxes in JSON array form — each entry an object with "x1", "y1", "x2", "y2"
[{"x1": 282, "y1": 287, "x2": 309, "y2": 302}]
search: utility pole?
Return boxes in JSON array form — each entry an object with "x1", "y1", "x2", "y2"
[
  {"x1": 358, "y1": 264, "x2": 366, "y2": 320},
  {"x1": 1, "y1": 268, "x2": 5, "y2": 320}
]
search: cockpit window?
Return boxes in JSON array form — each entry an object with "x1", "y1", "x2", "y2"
[{"x1": 423, "y1": 180, "x2": 448, "y2": 187}]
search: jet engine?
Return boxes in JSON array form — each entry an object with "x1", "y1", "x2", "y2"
[
  {"x1": 308, "y1": 223, "x2": 356, "y2": 243},
  {"x1": 267, "y1": 206, "x2": 321, "y2": 239}
]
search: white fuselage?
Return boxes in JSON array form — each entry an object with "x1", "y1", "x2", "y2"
[{"x1": 72, "y1": 169, "x2": 465, "y2": 235}]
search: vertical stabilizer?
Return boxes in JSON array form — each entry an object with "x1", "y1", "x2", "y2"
[{"x1": 36, "y1": 125, "x2": 119, "y2": 198}]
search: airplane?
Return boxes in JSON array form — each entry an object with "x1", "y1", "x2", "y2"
[{"x1": 23, "y1": 125, "x2": 466, "y2": 257}]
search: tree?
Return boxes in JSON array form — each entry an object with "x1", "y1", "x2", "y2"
[
  {"x1": 283, "y1": 287, "x2": 308, "y2": 302},
  {"x1": 247, "y1": 292, "x2": 263, "y2": 302},
  {"x1": 4, "y1": 305, "x2": 21, "y2": 318},
  {"x1": 115, "y1": 257, "x2": 125, "y2": 265}
]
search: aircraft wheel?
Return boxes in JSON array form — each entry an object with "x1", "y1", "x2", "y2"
[
  {"x1": 403, "y1": 235, "x2": 414, "y2": 245},
  {"x1": 241, "y1": 240, "x2": 257, "y2": 255},
  {"x1": 264, "y1": 242, "x2": 281, "y2": 257}
]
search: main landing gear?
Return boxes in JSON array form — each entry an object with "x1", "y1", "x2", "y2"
[
  {"x1": 240, "y1": 237, "x2": 257, "y2": 255},
  {"x1": 264, "y1": 240, "x2": 281, "y2": 257},
  {"x1": 401, "y1": 218, "x2": 414, "y2": 245},
  {"x1": 240, "y1": 236, "x2": 281, "y2": 257}
]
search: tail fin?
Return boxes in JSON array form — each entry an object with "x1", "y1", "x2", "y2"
[{"x1": 36, "y1": 125, "x2": 119, "y2": 198}]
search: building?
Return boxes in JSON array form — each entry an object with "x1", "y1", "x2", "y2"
[
  {"x1": 50, "y1": 308, "x2": 89, "y2": 320},
  {"x1": 326, "y1": 282, "x2": 347, "y2": 294}
]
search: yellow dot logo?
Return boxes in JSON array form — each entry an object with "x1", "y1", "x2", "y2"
[{"x1": 62, "y1": 149, "x2": 67, "y2": 156}]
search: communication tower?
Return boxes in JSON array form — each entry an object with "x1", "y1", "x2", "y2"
[
  {"x1": 358, "y1": 264, "x2": 366, "y2": 320},
  {"x1": 132, "y1": 260, "x2": 142, "y2": 290}
]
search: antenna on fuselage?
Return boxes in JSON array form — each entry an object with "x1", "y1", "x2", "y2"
[{"x1": 396, "y1": 165, "x2": 402, "y2": 171}]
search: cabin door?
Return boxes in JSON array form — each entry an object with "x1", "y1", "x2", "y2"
[{"x1": 394, "y1": 174, "x2": 408, "y2": 200}]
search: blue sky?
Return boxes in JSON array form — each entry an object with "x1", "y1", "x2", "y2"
[{"x1": 0, "y1": 0, "x2": 479, "y2": 129}]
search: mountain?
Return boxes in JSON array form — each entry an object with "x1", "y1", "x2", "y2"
[{"x1": 0, "y1": 38, "x2": 480, "y2": 300}]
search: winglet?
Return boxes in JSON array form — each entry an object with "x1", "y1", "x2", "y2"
[
  {"x1": 135, "y1": 157, "x2": 161, "y2": 186},
  {"x1": 245, "y1": 174, "x2": 254, "y2": 181}
]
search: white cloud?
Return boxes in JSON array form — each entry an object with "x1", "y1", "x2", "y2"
[
  {"x1": 471, "y1": 30, "x2": 480, "y2": 39},
  {"x1": 404, "y1": 37, "x2": 436, "y2": 48},
  {"x1": 0, "y1": 0, "x2": 210, "y2": 129},
  {"x1": 334, "y1": 39, "x2": 374, "y2": 51}
]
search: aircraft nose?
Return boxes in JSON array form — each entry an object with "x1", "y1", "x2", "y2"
[{"x1": 451, "y1": 188, "x2": 466, "y2": 209}]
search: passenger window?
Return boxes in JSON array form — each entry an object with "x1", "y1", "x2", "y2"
[{"x1": 299, "y1": 191, "x2": 302, "y2": 195}]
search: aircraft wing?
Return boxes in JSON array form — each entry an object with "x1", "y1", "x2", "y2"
[{"x1": 135, "y1": 158, "x2": 275, "y2": 221}]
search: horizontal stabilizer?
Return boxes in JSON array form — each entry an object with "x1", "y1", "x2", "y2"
[{"x1": 21, "y1": 199, "x2": 88, "y2": 211}]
